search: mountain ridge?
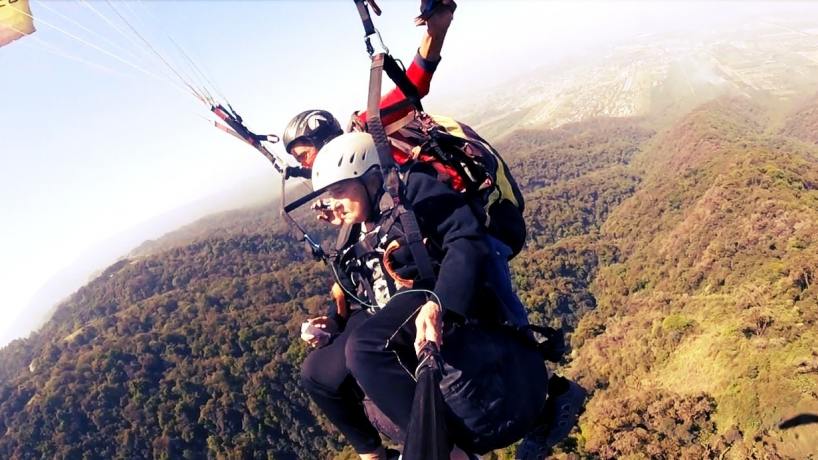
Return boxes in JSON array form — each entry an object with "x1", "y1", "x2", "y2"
[{"x1": 567, "y1": 96, "x2": 818, "y2": 458}]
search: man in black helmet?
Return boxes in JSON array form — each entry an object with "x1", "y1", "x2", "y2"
[
  {"x1": 282, "y1": 109, "x2": 344, "y2": 169},
  {"x1": 282, "y1": 0, "x2": 455, "y2": 175}
]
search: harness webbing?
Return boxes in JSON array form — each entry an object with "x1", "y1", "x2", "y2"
[
  {"x1": 353, "y1": 1, "x2": 435, "y2": 290},
  {"x1": 382, "y1": 53, "x2": 424, "y2": 113},
  {"x1": 210, "y1": 104, "x2": 284, "y2": 174},
  {"x1": 353, "y1": 0, "x2": 424, "y2": 113},
  {"x1": 367, "y1": 52, "x2": 437, "y2": 290},
  {"x1": 353, "y1": 0, "x2": 377, "y2": 54}
]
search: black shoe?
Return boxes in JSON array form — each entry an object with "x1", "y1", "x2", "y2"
[{"x1": 515, "y1": 376, "x2": 587, "y2": 460}]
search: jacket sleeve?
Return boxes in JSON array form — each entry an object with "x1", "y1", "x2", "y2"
[
  {"x1": 404, "y1": 166, "x2": 489, "y2": 318},
  {"x1": 355, "y1": 52, "x2": 440, "y2": 129},
  {"x1": 325, "y1": 303, "x2": 347, "y2": 331}
]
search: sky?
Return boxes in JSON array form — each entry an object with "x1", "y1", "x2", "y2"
[{"x1": 2, "y1": 1, "x2": 818, "y2": 348}]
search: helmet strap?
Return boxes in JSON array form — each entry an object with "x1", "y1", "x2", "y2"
[{"x1": 361, "y1": 171, "x2": 385, "y2": 222}]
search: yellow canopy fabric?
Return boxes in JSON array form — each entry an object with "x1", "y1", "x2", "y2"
[{"x1": 0, "y1": 0, "x2": 35, "y2": 47}]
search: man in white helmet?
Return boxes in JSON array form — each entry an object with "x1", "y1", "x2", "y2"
[{"x1": 299, "y1": 132, "x2": 551, "y2": 459}]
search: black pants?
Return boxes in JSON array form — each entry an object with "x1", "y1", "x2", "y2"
[
  {"x1": 302, "y1": 291, "x2": 545, "y2": 454},
  {"x1": 300, "y1": 292, "x2": 427, "y2": 453},
  {"x1": 300, "y1": 309, "x2": 383, "y2": 454},
  {"x1": 345, "y1": 291, "x2": 428, "y2": 434},
  {"x1": 346, "y1": 290, "x2": 548, "y2": 455}
]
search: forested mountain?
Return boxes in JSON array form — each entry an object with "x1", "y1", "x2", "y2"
[
  {"x1": 568, "y1": 96, "x2": 818, "y2": 458},
  {"x1": 2, "y1": 94, "x2": 817, "y2": 458}
]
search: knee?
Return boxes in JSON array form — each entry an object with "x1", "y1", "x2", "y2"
[
  {"x1": 344, "y1": 328, "x2": 364, "y2": 376},
  {"x1": 344, "y1": 327, "x2": 377, "y2": 378},
  {"x1": 300, "y1": 354, "x2": 325, "y2": 395}
]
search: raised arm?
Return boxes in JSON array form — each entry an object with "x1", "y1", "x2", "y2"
[
  {"x1": 355, "y1": 1, "x2": 456, "y2": 129},
  {"x1": 417, "y1": 0, "x2": 455, "y2": 62}
]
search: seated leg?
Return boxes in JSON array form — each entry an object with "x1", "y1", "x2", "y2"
[{"x1": 300, "y1": 312, "x2": 383, "y2": 454}]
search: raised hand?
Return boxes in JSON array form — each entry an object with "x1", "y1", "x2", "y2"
[
  {"x1": 312, "y1": 199, "x2": 343, "y2": 226},
  {"x1": 300, "y1": 316, "x2": 338, "y2": 347}
]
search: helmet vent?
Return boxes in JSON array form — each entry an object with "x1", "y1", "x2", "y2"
[
  {"x1": 349, "y1": 154, "x2": 356, "y2": 164},
  {"x1": 337, "y1": 156, "x2": 344, "y2": 167}
]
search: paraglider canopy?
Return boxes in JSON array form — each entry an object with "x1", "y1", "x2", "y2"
[{"x1": 0, "y1": 0, "x2": 35, "y2": 47}]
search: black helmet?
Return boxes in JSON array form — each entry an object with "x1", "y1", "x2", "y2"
[{"x1": 282, "y1": 110, "x2": 344, "y2": 154}]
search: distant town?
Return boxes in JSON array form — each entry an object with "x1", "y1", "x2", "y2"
[{"x1": 461, "y1": 21, "x2": 818, "y2": 136}]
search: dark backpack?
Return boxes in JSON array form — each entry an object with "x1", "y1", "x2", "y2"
[{"x1": 352, "y1": 111, "x2": 527, "y2": 257}]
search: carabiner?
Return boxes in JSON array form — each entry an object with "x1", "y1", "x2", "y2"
[{"x1": 365, "y1": 28, "x2": 389, "y2": 56}]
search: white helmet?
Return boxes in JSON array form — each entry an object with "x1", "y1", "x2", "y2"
[{"x1": 311, "y1": 132, "x2": 381, "y2": 191}]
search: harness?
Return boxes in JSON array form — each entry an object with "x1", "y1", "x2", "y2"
[
  {"x1": 353, "y1": 0, "x2": 438, "y2": 292},
  {"x1": 277, "y1": 0, "x2": 565, "y2": 363},
  {"x1": 333, "y1": 188, "x2": 439, "y2": 310}
]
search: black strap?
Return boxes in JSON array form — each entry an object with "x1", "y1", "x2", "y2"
[
  {"x1": 284, "y1": 165, "x2": 311, "y2": 179},
  {"x1": 354, "y1": 0, "x2": 436, "y2": 290},
  {"x1": 526, "y1": 324, "x2": 566, "y2": 363},
  {"x1": 353, "y1": 0, "x2": 424, "y2": 113},
  {"x1": 395, "y1": 208, "x2": 436, "y2": 289},
  {"x1": 283, "y1": 188, "x2": 325, "y2": 214},
  {"x1": 359, "y1": 275, "x2": 379, "y2": 307},
  {"x1": 382, "y1": 54, "x2": 424, "y2": 113},
  {"x1": 352, "y1": 232, "x2": 379, "y2": 259},
  {"x1": 354, "y1": 0, "x2": 376, "y2": 35},
  {"x1": 335, "y1": 223, "x2": 358, "y2": 251},
  {"x1": 367, "y1": 53, "x2": 436, "y2": 290},
  {"x1": 367, "y1": 54, "x2": 395, "y2": 172}
]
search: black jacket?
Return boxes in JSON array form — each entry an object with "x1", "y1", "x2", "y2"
[{"x1": 332, "y1": 164, "x2": 490, "y2": 320}]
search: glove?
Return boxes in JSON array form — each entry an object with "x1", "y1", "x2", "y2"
[{"x1": 415, "y1": 0, "x2": 457, "y2": 26}]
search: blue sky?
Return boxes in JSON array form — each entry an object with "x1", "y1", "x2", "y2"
[{"x1": 2, "y1": 1, "x2": 817, "y2": 347}]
